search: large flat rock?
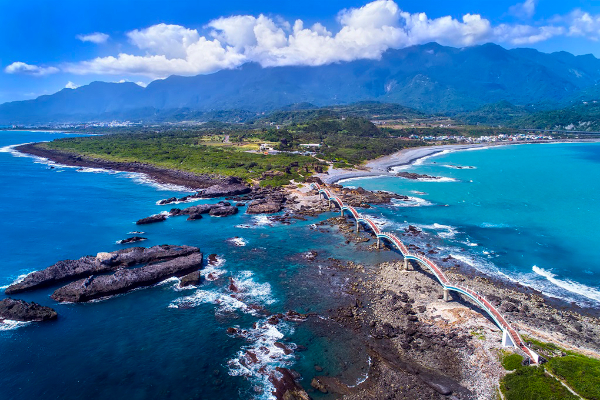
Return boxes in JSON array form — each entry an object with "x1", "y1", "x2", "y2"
[
  {"x1": 51, "y1": 252, "x2": 203, "y2": 303},
  {"x1": 5, "y1": 245, "x2": 199, "y2": 294}
]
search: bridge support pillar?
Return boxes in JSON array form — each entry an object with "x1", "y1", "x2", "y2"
[
  {"x1": 502, "y1": 329, "x2": 515, "y2": 348},
  {"x1": 403, "y1": 258, "x2": 411, "y2": 271},
  {"x1": 443, "y1": 288, "x2": 450, "y2": 302},
  {"x1": 341, "y1": 209, "x2": 343, "y2": 216},
  {"x1": 328, "y1": 201, "x2": 331, "y2": 210},
  {"x1": 356, "y1": 221, "x2": 359, "y2": 233},
  {"x1": 377, "y1": 237, "x2": 380, "y2": 249}
]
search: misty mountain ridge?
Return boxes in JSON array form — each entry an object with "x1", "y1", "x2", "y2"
[{"x1": 2, "y1": 42, "x2": 600, "y2": 125}]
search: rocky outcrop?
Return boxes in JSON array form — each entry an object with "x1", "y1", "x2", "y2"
[
  {"x1": 209, "y1": 205, "x2": 238, "y2": 217},
  {"x1": 0, "y1": 298, "x2": 58, "y2": 322},
  {"x1": 117, "y1": 237, "x2": 147, "y2": 244},
  {"x1": 396, "y1": 172, "x2": 441, "y2": 180},
  {"x1": 136, "y1": 214, "x2": 167, "y2": 225},
  {"x1": 269, "y1": 367, "x2": 311, "y2": 400},
  {"x1": 5, "y1": 245, "x2": 198, "y2": 294},
  {"x1": 179, "y1": 270, "x2": 202, "y2": 287},
  {"x1": 326, "y1": 185, "x2": 408, "y2": 206},
  {"x1": 200, "y1": 183, "x2": 251, "y2": 198},
  {"x1": 51, "y1": 252, "x2": 203, "y2": 303},
  {"x1": 246, "y1": 192, "x2": 286, "y2": 214},
  {"x1": 169, "y1": 201, "x2": 231, "y2": 219}
]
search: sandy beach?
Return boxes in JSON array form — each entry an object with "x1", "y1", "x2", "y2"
[{"x1": 319, "y1": 140, "x2": 600, "y2": 184}]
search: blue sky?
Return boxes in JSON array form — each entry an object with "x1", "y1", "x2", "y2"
[{"x1": 2, "y1": 0, "x2": 600, "y2": 104}]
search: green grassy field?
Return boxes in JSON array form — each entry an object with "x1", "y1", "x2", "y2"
[{"x1": 500, "y1": 338, "x2": 600, "y2": 400}]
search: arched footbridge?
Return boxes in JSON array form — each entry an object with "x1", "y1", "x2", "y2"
[{"x1": 311, "y1": 183, "x2": 540, "y2": 363}]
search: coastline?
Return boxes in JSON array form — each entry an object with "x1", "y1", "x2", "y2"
[
  {"x1": 14, "y1": 142, "x2": 239, "y2": 191},
  {"x1": 5, "y1": 136, "x2": 600, "y2": 399},
  {"x1": 320, "y1": 139, "x2": 600, "y2": 184}
]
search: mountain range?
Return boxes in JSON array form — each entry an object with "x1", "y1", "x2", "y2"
[{"x1": 2, "y1": 42, "x2": 600, "y2": 125}]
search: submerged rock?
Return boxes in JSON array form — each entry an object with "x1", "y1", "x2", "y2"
[
  {"x1": 136, "y1": 214, "x2": 167, "y2": 225},
  {"x1": 51, "y1": 252, "x2": 203, "y2": 302},
  {"x1": 0, "y1": 298, "x2": 57, "y2": 322},
  {"x1": 5, "y1": 245, "x2": 198, "y2": 294},
  {"x1": 396, "y1": 172, "x2": 442, "y2": 180},
  {"x1": 117, "y1": 236, "x2": 147, "y2": 244}
]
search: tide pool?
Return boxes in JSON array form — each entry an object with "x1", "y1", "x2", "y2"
[{"x1": 341, "y1": 142, "x2": 600, "y2": 307}]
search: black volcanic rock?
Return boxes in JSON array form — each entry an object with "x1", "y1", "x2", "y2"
[
  {"x1": 179, "y1": 270, "x2": 202, "y2": 287},
  {"x1": 117, "y1": 236, "x2": 147, "y2": 244},
  {"x1": 0, "y1": 298, "x2": 57, "y2": 322},
  {"x1": 5, "y1": 245, "x2": 198, "y2": 294},
  {"x1": 396, "y1": 172, "x2": 441, "y2": 180},
  {"x1": 51, "y1": 252, "x2": 203, "y2": 302},
  {"x1": 209, "y1": 205, "x2": 238, "y2": 217},
  {"x1": 136, "y1": 214, "x2": 167, "y2": 225}
]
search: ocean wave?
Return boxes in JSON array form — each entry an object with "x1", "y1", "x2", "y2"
[
  {"x1": 446, "y1": 251, "x2": 600, "y2": 306},
  {"x1": 391, "y1": 196, "x2": 433, "y2": 208},
  {"x1": 0, "y1": 320, "x2": 31, "y2": 332},
  {"x1": 442, "y1": 164, "x2": 476, "y2": 170},
  {"x1": 336, "y1": 175, "x2": 385, "y2": 185},
  {"x1": 1, "y1": 272, "x2": 33, "y2": 290},
  {"x1": 479, "y1": 222, "x2": 511, "y2": 229},
  {"x1": 227, "y1": 319, "x2": 296, "y2": 399},
  {"x1": 124, "y1": 172, "x2": 192, "y2": 192},
  {"x1": 532, "y1": 266, "x2": 600, "y2": 303},
  {"x1": 228, "y1": 237, "x2": 248, "y2": 247},
  {"x1": 169, "y1": 270, "x2": 274, "y2": 313},
  {"x1": 419, "y1": 223, "x2": 459, "y2": 239},
  {"x1": 416, "y1": 176, "x2": 458, "y2": 183}
]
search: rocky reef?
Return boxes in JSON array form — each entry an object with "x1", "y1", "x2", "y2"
[
  {"x1": 51, "y1": 251, "x2": 203, "y2": 302},
  {"x1": 0, "y1": 298, "x2": 58, "y2": 322},
  {"x1": 136, "y1": 214, "x2": 167, "y2": 225},
  {"x1": 396, "y1": 172, "x2": 442, "y2": 180},
  {"x1": 168, "y1": 201, "x2": 238, "y2": 220},
  {"x1": 5, "y1": 245, "x2": 198, "y2": 294}
]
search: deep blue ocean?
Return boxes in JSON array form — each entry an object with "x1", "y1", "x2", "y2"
[{"x1": 1, "y1": 132, "x2": 599, "y2": 400}]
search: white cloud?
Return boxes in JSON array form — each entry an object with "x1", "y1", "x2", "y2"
[
  {"x1": 4, "y1": 62, "x2": 59, "y2": 76},
  {"x1": 76, "y1": 32, "x2": 110, "y2": 44},
  {"x1": 13, "y1": 1, "x2": 600, "y2": 80},
  {"x1": 65, "y1": 81, "x2": 79, "y2": 89},
  {"x1": 509, "y1": 0, "x2": 537, "y2": 19},
  {"x1": 566, "y1": 9, "x2": 600, "y2": 41}
]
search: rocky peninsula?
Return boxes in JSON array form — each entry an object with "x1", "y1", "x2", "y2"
[
  {"x1": 51, "y1": 251, "x2": 203, "y2": 302},
  {"x1": 5, "y1": 245, "x2": 199, "y2": 294}
]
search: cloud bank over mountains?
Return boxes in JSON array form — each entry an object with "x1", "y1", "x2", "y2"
[{"x1": 5, "y1": 0, "x2": 600, "y2": 80}]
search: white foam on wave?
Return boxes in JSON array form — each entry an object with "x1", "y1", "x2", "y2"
[
  {"x1": 1, "y1": 272, "x2": 33, "y2": 290},
  {"x1": 419, "y1": 223, "x2": 459, "y2": 239},
  {"x1": 169, "y1": 270, "x2": 274, "y2": 313},
  {"x1": 391, "y1": 196, "x2": 433, "y2": 208},
  {"x1": 228, "y1": 237, "x2": 248, "y2": 247},
  {"x1": 446, "y1": 251, "x2": 600, "y2": 306},
  {"x1": 532, "y1": 266, "x2": 600, "y2": 303},
  {"x1": 227, "y1": 319, "x2": 296, "y2": 400},
  {"x1": 442, "y1": 164, "x2": 476, "y2": 170},
  {"x1": 124, "y1": 172, "x2": 192, "y2": 192},
  {"x1": 0, "y1": 320, "x2": 31, "y2": 332},
  {"x1": 336, "y1": 175, "x2": 385, "y2": 185},
  {"x1": 416, "y1": 176, "x2": 458, "y2": 182}
]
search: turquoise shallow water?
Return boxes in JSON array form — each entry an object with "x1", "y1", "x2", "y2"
[
  {"x1": 0, "y1": 131, "x2": 376, "y2": 400},
  {"x1": 341, "y1": 142, "x2": 600, "y2": 307}
]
